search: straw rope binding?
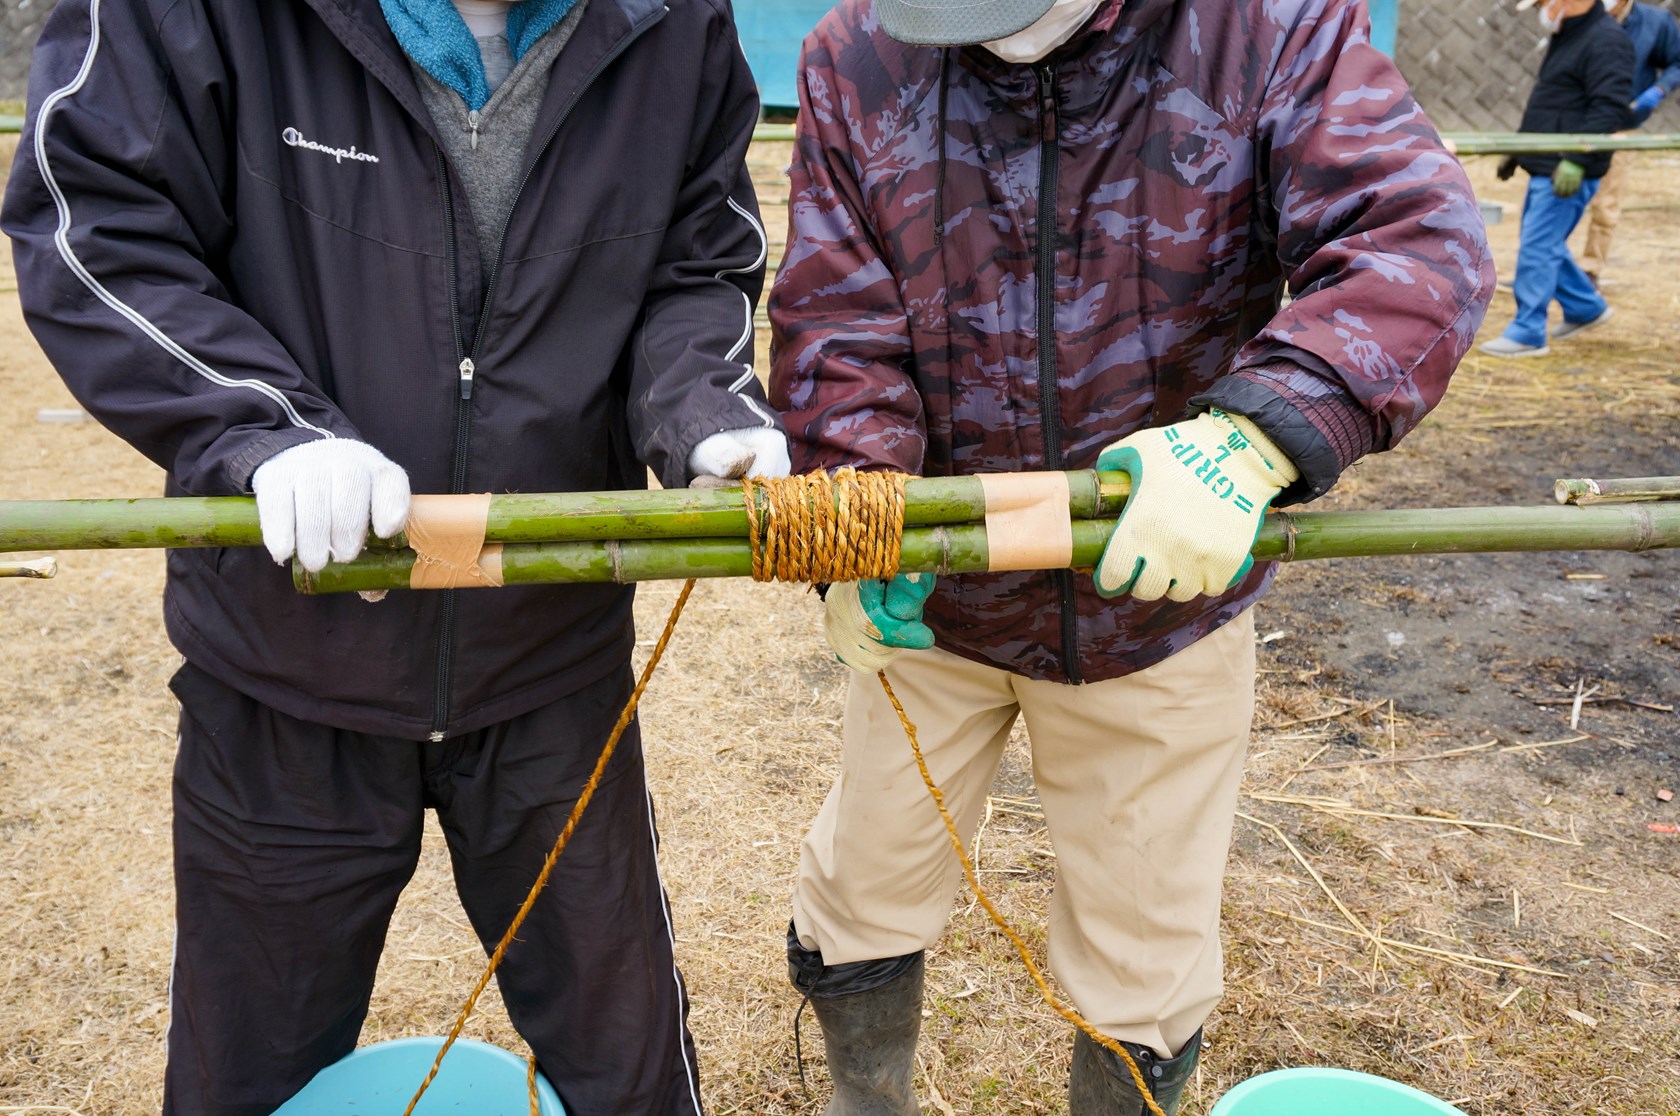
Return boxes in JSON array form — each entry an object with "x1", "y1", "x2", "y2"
[{"x1": 742, "y1": 467, "x2": 909, "y2": 583}]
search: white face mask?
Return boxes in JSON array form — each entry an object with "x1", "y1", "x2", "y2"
[
  {"x1": 1538, "y1": 3, "x2": 1564, "y2": 33},
  {"x1": 983, "y1": 0, "x2": 1108, "y2": 63}
]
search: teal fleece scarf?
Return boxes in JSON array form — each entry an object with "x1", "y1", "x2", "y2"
[{"x1": 381, "y1": 0, "x2": 581, "y2": 110}]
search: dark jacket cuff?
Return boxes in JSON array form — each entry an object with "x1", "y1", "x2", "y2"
[
  {"x1": 226, "y1": 428, "x2": 334, "y2": 493},
  {"x1": 1193, "y1": 365, "x2": 1377, "y2": 506}
]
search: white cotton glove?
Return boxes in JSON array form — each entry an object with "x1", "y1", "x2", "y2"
[
  {"x1": 251, "y1": 438, "x2": 410, "y2": 573},
  {"x1": 823, "y1": 575, "x2": 938, "y2": 673},
  {"x1": 687, "y1": 427, "x2": 792, "y2": 485}
]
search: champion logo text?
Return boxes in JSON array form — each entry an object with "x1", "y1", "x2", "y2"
[{"x1": 281, "y1": 127, "x2": 380, "y2": 165}]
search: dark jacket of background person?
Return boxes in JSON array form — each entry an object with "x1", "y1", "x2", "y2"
[
  {"x1": 1622, "y1": 1, "x2": 1680, "y2": 124},
  {"x1": 1517, "y1": 2, "x2": 1636, "y2": 177},
  {"x1": 4, "y1": 0, "x2": 774, "y2": 741},
  {"x1": 769, "y1": 0, "x2": 1495, "y2": 686}
]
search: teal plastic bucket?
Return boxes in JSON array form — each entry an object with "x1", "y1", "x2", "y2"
[
  {"x1": 1210, "y1": 1067, "x2": 1466, "y2": 1116},
  {"x1": 272, "y1": 1037, "x2": 566, "y2": 1115}
]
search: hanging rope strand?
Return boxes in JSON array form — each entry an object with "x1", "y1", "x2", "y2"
[
  {"x1": 877, "y1": 672, "x2": 1172, "y2": 1116},
  {"x1": 402, "y1": 579, "x2": 699, "y2": 1116},
  {"x1": 407, "y1": 472, "x2": 1167, "y2": 1115}
]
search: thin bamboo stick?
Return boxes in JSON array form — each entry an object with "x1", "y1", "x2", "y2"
[
  {"x1": 0, "y1": 471, "x2": 1132, "y2": 554},
  {"x1": 294, "y1": 500, "x2": 1680, "y2": 593},
  {"x1": 1554, "y1": 476, "x2": 1680, "y2": 505},
  {"x1": 0, "y1": 556, "x2": 57, "y2": 579}
]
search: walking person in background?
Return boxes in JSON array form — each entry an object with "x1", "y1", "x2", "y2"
[
  {"x1": 769, "y1": 0, "x2": 1492, "y2": 1112},
  {"x1": 1481, "y1": 0, "x2": 1634, "y2": 357},
  {"x1": 5, "y1": 0, "x2": 787, "y2": 1112},
  {"x1": 1580, "y1": 0, "x2": 1680, "y2": 285}
]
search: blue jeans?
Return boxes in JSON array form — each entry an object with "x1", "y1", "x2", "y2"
[{"x1": 1502, "y1": 174, "x2": 1607, "y2": 347}]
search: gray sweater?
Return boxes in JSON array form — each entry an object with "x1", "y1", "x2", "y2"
[{"x1": 410, "y1": 2, "x2": 590, "y2": 282}]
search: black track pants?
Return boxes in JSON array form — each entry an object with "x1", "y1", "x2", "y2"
[{"x1": 163, "y1": 661, "x2": 702, "y2": 1116}]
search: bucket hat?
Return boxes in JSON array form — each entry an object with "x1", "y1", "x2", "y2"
[{"x1": 875, "y1": 0, "x2": 1057, "y2": 45}]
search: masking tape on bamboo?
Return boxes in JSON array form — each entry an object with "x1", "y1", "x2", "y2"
[
  {"x1": 977, "y1": 472, "x2": 1073, "y2": 572},
  {"x1": 406, "y1": 494, "x2": 505, "y2": 589}
]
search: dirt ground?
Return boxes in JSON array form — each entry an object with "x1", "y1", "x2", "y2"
[{"x1": 2, "y1": 132, "x2": 1677, "y2": 1116}]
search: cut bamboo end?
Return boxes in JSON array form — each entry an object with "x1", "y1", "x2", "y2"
[
  {"x1": 0, "y1": 556, "x2": 58, "y2": 579},
  {"x1": 1555, "y1": 476, "x2": 1680, "y2": 506}
]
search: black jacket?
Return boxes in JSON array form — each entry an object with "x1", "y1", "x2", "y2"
[
  {"x1": 1517, "y1": 2, "x2": 1636, "y2": 178},
  {"x1": 4, "y1": 0, "x2": 775, "y2": 739}
]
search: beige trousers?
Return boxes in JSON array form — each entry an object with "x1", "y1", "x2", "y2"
[
  {"x1": 792, "y1": 611, "x2": 1256, "y2": 1057},
  {"x1": 1581, "y1": 152, "x2": 1628, "y2": 278}
]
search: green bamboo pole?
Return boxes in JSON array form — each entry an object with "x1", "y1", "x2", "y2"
[
  {"x1": 1443, "y1": 132, "x2": 1680, "y2": 155},
  {"x1": 0, "y1": 472, "x2": 1131, "y2": 554},
  {"x1": 745, "y1": 122, "x2": 1680, "y2": 155},
  {"x1": 295, "y1": 501, "x2": 1680, "y2": 594}
]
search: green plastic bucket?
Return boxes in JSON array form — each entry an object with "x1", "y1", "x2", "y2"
[
  {"x1": 271, "y1": 1037, "x2": 566, "y2": 1115},
  {"x1": 1210, "y1": 1068, "x2": 1467, "y2": 1116}
]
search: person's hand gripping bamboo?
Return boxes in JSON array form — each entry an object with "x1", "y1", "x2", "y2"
[
  {"x1": 1094, "y1": 410, "x2": 1299, "y2": 602},
  {"x1": 824, "y1": 573, "x2": 939, "y2": 672}
]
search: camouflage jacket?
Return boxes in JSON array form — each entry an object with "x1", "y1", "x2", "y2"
[{"x1": 769, "y1": 0, "x2": 1493, "y2": 684}]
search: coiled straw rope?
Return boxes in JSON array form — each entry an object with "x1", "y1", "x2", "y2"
[{"x1": 742, "y1": 467, "x2": 908, "y2": 583}]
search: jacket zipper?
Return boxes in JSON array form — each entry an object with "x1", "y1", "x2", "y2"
[
  {"x1": 1035, "y1": 62, "x2": 1082, "y2": 685},
  {"x1": 427, "y1": 12, "x2": 666, "y2": 740},
  {"x1": 431, "y1": 145, "x2": 468, "y2": 742}
]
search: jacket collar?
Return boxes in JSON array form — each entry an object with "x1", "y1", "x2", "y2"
[
  {"x1": 1557, "y1": 1, "x2": 1609, "y2": 38},
  {"x1": 300, "y1": 0, "x2": 664, "y2": 142}
]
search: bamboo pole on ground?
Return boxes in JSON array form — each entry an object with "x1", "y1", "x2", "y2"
[
  {"x1": 1554, "y1": 476, "x2": 1680, "y2": 506},
  {"x1": 0, "y1": 556, "x2": 57, "y2": 579}
]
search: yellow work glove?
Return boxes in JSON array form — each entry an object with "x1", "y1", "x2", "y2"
[{"x1": 1094, "y1": 410, "x2": 1299, "y2": 603}]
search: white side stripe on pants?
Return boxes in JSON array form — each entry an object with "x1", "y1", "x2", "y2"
[{"x1": 643, "y1": 782, "x2": 704, "y2": 1113}]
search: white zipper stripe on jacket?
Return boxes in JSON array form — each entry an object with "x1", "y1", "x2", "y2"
[
  {"x1": 719, "y1": 195, "x2": 774, "y2": 427},
  {"x1": 34, "y1": 0, "x2": 333, "y2": 441},
  {"x1": 642, "y1": 783, "x2": 705, "y2": 1113}
]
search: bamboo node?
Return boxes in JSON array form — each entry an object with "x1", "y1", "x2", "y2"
[{"x1": 741, "y1": 469, "x2": 910, "y2": 583}]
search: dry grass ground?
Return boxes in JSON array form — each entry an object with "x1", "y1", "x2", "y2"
[{"x1": 2, "y1": 135, "x2": 1677, "y2": 1116}]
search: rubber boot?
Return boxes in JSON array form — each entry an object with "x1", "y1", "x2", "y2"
[
  {"x1": 788, "y1": 926, "x2": 924, "y2": 1116},
  {"x1": 1068, "y1": 1027, "x2": 1202, "y2": 1115}
]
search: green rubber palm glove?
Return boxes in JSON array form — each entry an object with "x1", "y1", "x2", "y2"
[
  {"x1": 1551, "y1": 159, "x2": 1585, "y2": 198},
  {"x1": 1094, "y1": 410, "x2": 1300, "y2": 603},
  {"x1": 823, "y1": 573, "x2": 938, "y2": 672}
]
